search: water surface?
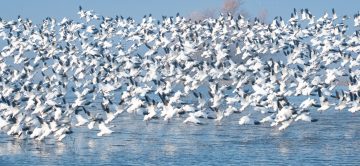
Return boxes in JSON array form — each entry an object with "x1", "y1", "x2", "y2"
[{"x1": 0, "y1": 110, "x2": 359, "y2": 165}]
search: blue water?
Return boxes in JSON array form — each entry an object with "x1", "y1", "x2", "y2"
[{"x1": 0, "y1": 109, "x2": 359, "y2": 165}]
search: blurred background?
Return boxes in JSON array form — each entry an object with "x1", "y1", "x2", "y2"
[{"x1": 0, "y1": 0, "x2": 359, "y2": 23}]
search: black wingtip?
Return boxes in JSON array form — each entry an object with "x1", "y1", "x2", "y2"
[
  {"x1": 36, "y1": 116, "x2": 44, "y2": 124},
  {"x1": 311, "y1": 119, "x2": 318, "y2": 122},
  {"x1": 317, "y1": 87, "x2": 322, "y2": 98}
]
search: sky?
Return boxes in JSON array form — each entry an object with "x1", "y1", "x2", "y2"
[{"x1": 0, "y1": 0, "x2": 359, "y2": 23}]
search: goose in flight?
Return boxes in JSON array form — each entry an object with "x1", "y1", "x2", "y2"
[
  {"x1": 0, "y1": 7, "x2": 359, "y2": 142},
  {"x1": 239, "y1": 114, "x2": 260, "y2": 125},
  {"x1": 97, "y1": 119, "x2": 114, "y2": 137},
  {"x1": 183, "y1": 113, "x2": 202, "y2": 125}
]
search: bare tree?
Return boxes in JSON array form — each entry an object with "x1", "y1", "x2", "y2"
[
  {"x1": 258, "y1": 9, "x2": 268, "y2": 23},
  {"x1": 221, "y1": 0, "x2": 243, "y2": 14},
  {"x1": 188, "y1": 0, "x2": 248, "y2": 21},
  {"x1": 189, "y1": 8, "x2": 216, "y2": 21}
]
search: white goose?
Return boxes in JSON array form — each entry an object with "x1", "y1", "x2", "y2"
[{"x1": 97, "y1": 120, "x2": 114, "y2": 137}]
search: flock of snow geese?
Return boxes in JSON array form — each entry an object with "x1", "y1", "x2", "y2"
[{"x1": 0, "y1": 7, "x2": 359, "y2": 141}]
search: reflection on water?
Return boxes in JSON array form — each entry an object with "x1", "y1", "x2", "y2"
[{"x1": 0, "y1": 110, "x2": 359, "y2": 165}]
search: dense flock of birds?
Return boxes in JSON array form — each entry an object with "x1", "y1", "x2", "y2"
[{"x1": 0, "y1": 7, "x2": 359, "y2": 141}]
